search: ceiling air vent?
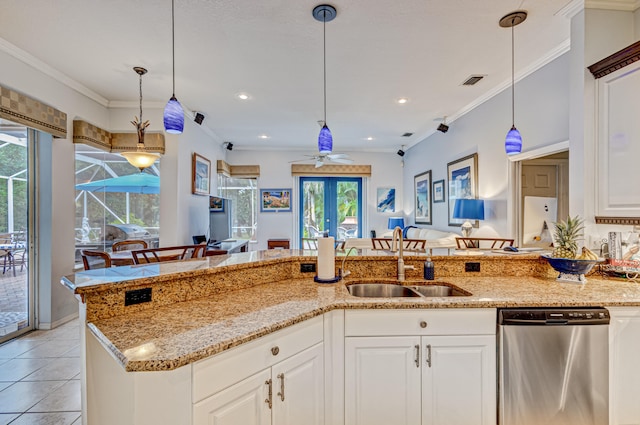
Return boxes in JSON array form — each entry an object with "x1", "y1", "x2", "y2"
[
  {"x1": 462, "y1": 75, "x2": 485, "y2": 86},
  {"x1": 402, "y1": 132, "x2": 413, "y2": 137}
]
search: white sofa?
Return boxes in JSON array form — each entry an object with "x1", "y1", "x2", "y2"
[{"x1": 404, "y1": 227, "x2": 459, "y2": 253}]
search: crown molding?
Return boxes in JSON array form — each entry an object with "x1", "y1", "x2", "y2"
[
  {"x1": 586, "y1": 0, "x2": 640, "y2": 10},
  {"x1": 557, "y1": 0, "x2": 584, "y2": 18},
  {"x1": 0, "y1": 37, "x2": 109, "y2": 107}
]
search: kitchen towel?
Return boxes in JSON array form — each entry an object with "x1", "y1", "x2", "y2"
[{"x1": 317, "y1": 237, "x2": 336, "y2": 280}]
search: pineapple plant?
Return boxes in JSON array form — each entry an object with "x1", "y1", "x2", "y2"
[{"x1": 551, "y1": 215, "x2": 584, "y2": 259}]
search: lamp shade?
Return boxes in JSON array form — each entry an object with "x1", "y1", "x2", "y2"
[
  {"x1": 453, "y1": 199, "x2": 485, "y2": 220},
  {"x1": 163, "y1": 96, "x2": 184, "y2": 134},
  {"x1": 121, "y1": 150, "x2": 160, "y2": 172},
  {"x1": 318, "y1": 124, "x2": 333, "y2": 154},
  {"x1": 505, "y1": 126, "x2": 522, "y2": 155},
  {"x1": 388, "y1": 217, "x2": 405, "y2": 230}
]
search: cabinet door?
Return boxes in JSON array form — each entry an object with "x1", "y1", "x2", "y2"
[
  {"x1": 345, "y1": 336, "x2": 421, "y2": 425},
  {"x1": 193, "y1": 368, "x2": 271, "y2": 425},
  {"x1": 609, "y1": 307, "x2": 640, "y2": 425},
  {"x1": 422, "y1": 335, "x2": 495, "y2": 425},
  {"x1": 272, "y1": 342, "x2": 324, "y2": 425}
]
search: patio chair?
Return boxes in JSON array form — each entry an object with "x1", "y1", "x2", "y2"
[
  {"x1": 81, "y1": 250, "x2": 112, "y2": 270},
  {"x1": 131, "y1": 245, "x2": 207, "y2": 264},
  {"x1": 112, "y1": 239, "x2": 148, "y2": 252}
]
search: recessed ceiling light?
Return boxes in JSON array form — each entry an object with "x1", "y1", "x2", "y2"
[
  {"x1": 396, "y1": 97, "x2": 409, "y2": 104},
  {"x1": 259, "y1": 134, "x2": 269, "y2": 139},
  {"x1": 236, "y1": 93, "x2": 250, "y2": 100},
  {"x1": 366, "y1": 137, "x2": 374, "y2": 141}
]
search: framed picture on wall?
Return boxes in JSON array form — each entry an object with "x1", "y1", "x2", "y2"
[
  {"x1": 376, "y1": 187, "x2": 395, "y2": 212},
  {"x1": 192, "y1": 153, "x2": 211, "y2": 196},
  {"x1": 433, "y1": 179, "x2": 445, "y2": 203},
  {"x1": 414, "y1": 170, "x2": 432, "y2": 225},
  {"x1": 260, "y1": 188, "x2": 292, "y2": 212},
  {"x1": 447, "y1": 153, "x2": 478, "y2": 226}
]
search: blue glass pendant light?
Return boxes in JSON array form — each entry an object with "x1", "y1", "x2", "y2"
[
  {"x1": 314, "y1": 5, "x2": 336, "y2": 154},
  {"x1": 163, "y1": 0, "x2": 184, "y2": 134},
  {"x1": 500, "y1": 11, "x2": 527, "y2": 155}
]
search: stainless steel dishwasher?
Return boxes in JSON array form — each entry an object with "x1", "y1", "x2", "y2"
[{"x1": 498, "y1": 308, "x2": 610, "y2": 425}]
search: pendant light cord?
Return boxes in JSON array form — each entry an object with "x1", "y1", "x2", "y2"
[
  {"x1": 139, "y1": 72, "x2": 143, "y2": 125},
  {"x1": 171, "y1": 0, "x2": 176, "y2": 97},
  {"x1": 323, "y1": 10, "x2": 327, "y2": 124},
  {"x1": 511, "y1": 19, "x2": 515, "y2": 127}
]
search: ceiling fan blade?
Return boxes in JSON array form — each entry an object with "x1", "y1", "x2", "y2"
[
  {"x1": 315, "y1": 159, "x2": 324, "y2": 168},
  {"x1": 327, "y1": 153, "x2": 349, "y2": 159},
  {"x1": 328, "y1": 157, "x2": 353, "y2": 164}
]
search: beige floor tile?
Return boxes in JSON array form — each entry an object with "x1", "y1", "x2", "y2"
[
  {"x1": 0, "y1": 413, "x2": 19, "y2": 425},
  {"x1": 0, "y1": 357, "x2": 49, "y2": 381},
  {"x1": 71, "y1": 416, "x2": 82, "y2": 424},
  {"x1": 17, "y1": 340, "x2": 79, "y2": 359},
  {"x1": 9, "y1": 411, "x2": 81, "y2": 425},
  {"x1": 22, "y1": 357, "x2": 80, "y2": 381},
  {"x1": 60, "y1": 345, "x2": 80, "y2": 358},
  {"x1": 28, "y1": 380, "x2": 81, "y2": 413},
  {"x1": 0, "y1": 339, "x2": 46, "y2": 358},
  {"x1": 0, "y1": 380, "x2": 65, "y2": 413},
  {"x1": 0, "y1": 382, "x2": 12, "y2": 392}
]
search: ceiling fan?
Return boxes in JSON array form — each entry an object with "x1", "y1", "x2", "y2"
[{"x1": 291, "y1": 152, "x2": 354, "y2": 168}]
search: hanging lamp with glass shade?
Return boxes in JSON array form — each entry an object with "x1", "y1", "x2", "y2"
[
  {"x1": 500, "y1": 10, "x2": 527, "y2": 156},
  {"x1": 163, "y1": 0, "x2": 184, "y2": 134},
  {"x1": 313, "y1": 5, "x2": 336, "y2": 154},
  {"x1": 122, "y1": 67, "x2": 160, "y2": 172}
]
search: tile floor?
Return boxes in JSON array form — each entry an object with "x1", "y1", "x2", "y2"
[{"x1": 0, "y1": 318, "x2": 81, "y2": 425}]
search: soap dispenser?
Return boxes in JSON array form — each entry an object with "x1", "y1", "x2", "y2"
[{"x1": 424, "y1": 257, "x2": 435, "y2": 280}]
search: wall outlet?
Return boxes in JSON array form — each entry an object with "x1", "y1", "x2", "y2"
[
  {"x1": 125, "y1": 288, "x2": 152, "y2": 306},
  {"x1": 465, "y1": 262, "x2": 481, "y2": 272},
  {"x1": 300, "y1": 263, "x2": 316, "y2": 273}
]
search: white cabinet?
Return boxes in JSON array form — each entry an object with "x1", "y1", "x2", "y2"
[
  {"x1": 344, "y1": 309, "x2": 496, "y2": 425},
  {"x1": 608, "y1": 307, "x2": 640, "y2": 425},
  {"x1": 192, "y1": 316, "x2": 324, "y2": 425},
  {"x1": 194, "y1": 343, "x2": 324, "y2": 425},
  {"x1": 596, "y1": 61, "x2": 640, "y2": 218}
]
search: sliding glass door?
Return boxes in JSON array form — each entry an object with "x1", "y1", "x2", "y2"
[{"x1": 299, "y1": 177, "x2": 362, "y2": 247}]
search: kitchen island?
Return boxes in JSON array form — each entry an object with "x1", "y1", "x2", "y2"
[{"x1": 62, "y1": 250, "x2": 640, "y2": 425}]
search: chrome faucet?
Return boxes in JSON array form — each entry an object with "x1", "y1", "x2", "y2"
[
  {"x1": 392, "y1": 226, "x2": 415, "y2": 282},
  {"x1": 340, "y1": 246, "x2": 357, "y2": 279}
]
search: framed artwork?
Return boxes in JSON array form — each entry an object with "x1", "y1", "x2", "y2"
[
  {"x1": 209, "y1": 195, "x2": 224, "y2": 212},
  {"x1": 260, "y1": 188, "x2": 292, "y2": 212},
  {"x1": 192, "y1": 153, "x2": 211, "y2": 196},
  {"x1": 414, "y1": 170, "x2": 432, "y2": 225},
  {"x1": 447, "y1": 153, "x2": 478, "y2": 226},
  {"x1": 376, "y1": 187, "x2": 396, "y2": 212},
  {"x1": 433, "y1": 179, "x2": 445, "y2": 203}
]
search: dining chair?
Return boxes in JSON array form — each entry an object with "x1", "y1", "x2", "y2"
[
  {"x1": 112, "y1": 239, "x2": 148, "y2": 252},
  {"x1": 302, "y1": 238, "x2": 318, "y2": 249},
  {"x1": 81, "y1": 250, "x2": 112, "y2": 270},
  {"x1": 371, "y1": 238, "x2": 426, "y2": 252},
  {"x1": 205, "y1": 249, "x2": 227, "y2": 256},
  {"x1": 131, "y1": 245, "x2": 207, "y2": 264}
]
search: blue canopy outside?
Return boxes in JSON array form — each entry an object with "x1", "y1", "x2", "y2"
[{"x1": 75, "y1": 174, "x2": 160, "y2": 194}]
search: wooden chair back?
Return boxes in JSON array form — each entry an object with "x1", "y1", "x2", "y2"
[
  {"x1": 81, "y1": 250, "x2": 112, "y2": 270},
  {"x1": 371, "y1": 238, "x2": 426, "y2": 252},
  {"x1": 455, "y1": 237, "x2": 515, "y2": 250},
  {"x1": 131, "y1": 245, "x2": 207, "y2": 264},
  {"x1": 112, "y1": 239, "x2": 148, "y2": 252},
  {"x1": 302, "y1": 238, "x2": 318, "y2": 249},
  {"x1": 205, "y1": 249, "x2": 228, "y2": 256}
]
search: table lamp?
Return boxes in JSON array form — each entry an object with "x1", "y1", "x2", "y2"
[
  {"x1": 453, "y1": 199, "x2": 484, "y2": 237},
  {"x1": 388, "y1": 217, "x2": 405, "y2": 232}
]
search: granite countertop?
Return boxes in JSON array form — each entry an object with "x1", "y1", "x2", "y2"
[{"x1": 86, "y1": 271, "x2": 640, "y2": 372}]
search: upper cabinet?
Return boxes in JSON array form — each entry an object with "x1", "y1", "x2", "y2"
[{"x1": 590, "y1": 41, "x2": 640, "y2": 225}]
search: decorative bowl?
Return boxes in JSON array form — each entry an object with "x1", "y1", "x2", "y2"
[{"x1": 542, "y1": 255, "x2": 603, "y2": 283}]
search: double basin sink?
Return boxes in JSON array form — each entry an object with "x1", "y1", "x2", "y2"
[{"x1": 346, "y1": 283, "x2": 470, "y2": 298}]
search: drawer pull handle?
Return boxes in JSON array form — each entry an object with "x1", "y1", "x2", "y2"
[
  {"x1": 414, "y1": 344, "x2": 420, "y2": 368},
  {"x1": 420, "y1": 321, "x2": 428, "y2": 328},
  {"x1": 426, "y1": 344, "x2": 432, "y2": 368},
  {"x1": 265, "y1": 379, "x2": 273, "y2": 409},
  {"x1": 271, "y1": 346, "x2": 280, "y2": 356},
  {"x1": 277, "y1": 373, "x2": 285, "y2": 401}
]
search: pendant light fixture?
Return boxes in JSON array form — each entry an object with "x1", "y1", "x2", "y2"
[
  {"x1": 313, "y1": 4, "x2": 337, "y2": 154},
  {"x1": 122, "y1": 67, "x2": 160, "y2": 172},
  {"x1": 500, "y1": 10, "x2": 527, "y2": 156},
  {"x1": 163, "y1": 0, "x2": 184, "y2": 134}
]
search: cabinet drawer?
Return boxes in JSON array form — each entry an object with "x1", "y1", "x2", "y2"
[
  {"x1": 344, "y1": 309, "x2": 496, "y2": 336},
  {"x1": 193, "y1": 315, "x2": 323, "y2": 403}
]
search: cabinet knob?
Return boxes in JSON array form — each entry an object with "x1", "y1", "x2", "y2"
[
  {"x1": 271, "y1": 346, "x2": 280, "y2": 356},
  {"x1": 420, "y1": 321, "x2": 428, "y2": 328}
]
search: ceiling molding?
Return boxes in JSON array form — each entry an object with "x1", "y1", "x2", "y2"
[
  {"x1": 0, "y1": 37, "x2": 109, "y2": 107},
  {"x1": 586, "y1": 0, "x2": 640, "y2": 10},
  {"x1": 556, "y1": 0, "x2": 584, "y2": 18}
]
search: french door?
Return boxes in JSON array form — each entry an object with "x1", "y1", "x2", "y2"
[{"x1": 299, "y1": 177, "x2": 362, "y2": 247}]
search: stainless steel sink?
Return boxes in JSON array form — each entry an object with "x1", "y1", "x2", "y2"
[
  {"x1": 346, "y1": 283, "x2": 421, "y2": 298},
  {"x1": 345, "y1": 283, "x2": 471, "y2": 298}
]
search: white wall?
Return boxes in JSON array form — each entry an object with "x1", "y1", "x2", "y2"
[
  {"x1": 402, "y1": 53, "x2": 570, "y2": 239},
  {"x1": 228, "y1": 149, "x2": 403, "y2": 250}
]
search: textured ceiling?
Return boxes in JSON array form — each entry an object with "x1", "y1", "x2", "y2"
[{"x1": 0, "y1": 0, "x2": 572, "y2": 152}]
